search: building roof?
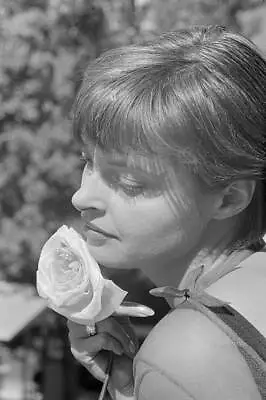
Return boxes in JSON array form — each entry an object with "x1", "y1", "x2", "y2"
[{"x1": 0, "y1": 282, "x2": 47, "y2": 342}]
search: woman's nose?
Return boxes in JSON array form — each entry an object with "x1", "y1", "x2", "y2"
[{"x1": 71, "y1": 172, "x2": 107, "y2": 213}]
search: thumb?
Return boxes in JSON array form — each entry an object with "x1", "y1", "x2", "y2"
[{"x1": 115, "y1": 301, "x2": 154, "y2": 318}]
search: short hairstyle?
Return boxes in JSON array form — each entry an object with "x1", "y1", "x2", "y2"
[{"x1": 72, "y1": 25, "x2": 266, "y2": 251}]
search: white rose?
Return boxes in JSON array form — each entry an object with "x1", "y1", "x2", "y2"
[{"x1": 36, "y1": 225, "x2": 127, "y2": 325}]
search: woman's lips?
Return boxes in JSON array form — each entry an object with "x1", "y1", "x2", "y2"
[
  {"x1": 84, "y1": 222, "x2": 116, "y2": 238},
  {"x1": 83, "y1": 223, "x2": 118, "y2": 246}
]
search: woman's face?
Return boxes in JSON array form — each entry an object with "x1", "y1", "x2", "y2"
[{"x1": 72, "y1": 145, "x2": 219, "y2": 271}]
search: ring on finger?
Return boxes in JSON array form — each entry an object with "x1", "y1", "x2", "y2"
[{"x1": 86, "y1": 324, "x2": 97, "y2": 336}]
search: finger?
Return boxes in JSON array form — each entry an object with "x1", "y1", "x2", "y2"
[
  {"x1": 70, "y1": 348, "x2": 110, "y2": 383},
  {"x1": 116, "y1": 316, "x2": 139, "y2": 351},
  {"x1": 115, "y1": 301, "x2": 154, "y2": 318},
  {"x1": 98, "y1": 318, "x2": 136, "y2": 355},
  {"x1": 70, "y1": 330, "x2": 126, "y2": 359},
  {"x1": 67, "y1": 317, "x2": 129, "y2": 353},
  {"x1": 68, "y1": 317, "x2": 136, "y2": 357},
  {"x1": 84, "y1": 351, "x2": 111, "y2": 382},
  {"x1": 67, "y1": 319, "x2": 88, "y2": 338},
  {"x1": 67, "y1": 316, "x2": 139, "y2": 355},
  {"x1": 67, "y1": 319, "x2": 100, "y2": 341}
]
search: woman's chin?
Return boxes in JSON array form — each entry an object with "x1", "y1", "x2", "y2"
[{"x1": 86, "y1": 244, "x2": 130, "y2": 270}]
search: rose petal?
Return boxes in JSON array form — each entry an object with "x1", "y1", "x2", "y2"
[
  {"x1": 94, "y1": 279, "x2": 128, "y2": 322},
  {"x1": 36, "y1": 225, "x2": 128, "y2": 325}
]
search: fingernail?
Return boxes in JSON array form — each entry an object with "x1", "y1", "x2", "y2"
[{"x1": 136, "y1": 306, "x2": 155, "y2": 317}]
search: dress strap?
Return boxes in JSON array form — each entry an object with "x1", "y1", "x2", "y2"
[
  {"x1": 186, "y1": 301, "x2": 266, "y2": 399},
  {"x1": 209, "y1": 304, "x2": 266, "y2": 361}
]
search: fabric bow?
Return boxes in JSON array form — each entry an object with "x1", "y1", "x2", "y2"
[{"x1": 150, "y1": 264, "x2": 230, "y2": 309}]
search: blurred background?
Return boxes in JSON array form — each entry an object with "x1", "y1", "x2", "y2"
[{"x1": 0, "y1": 0, "x2": 265, "y2": 399}]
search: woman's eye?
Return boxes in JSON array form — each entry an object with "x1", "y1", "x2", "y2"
[
  {"x1": 121, "y1": 183, "x2": 145, "y2": 197},
  {"x1": 118, "y1": 176, "x2": 146, "y2": 197}
]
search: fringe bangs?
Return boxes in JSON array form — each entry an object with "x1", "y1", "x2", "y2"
[{"x1": 72, "y1": 74, "x2": 185, "y2": 157}]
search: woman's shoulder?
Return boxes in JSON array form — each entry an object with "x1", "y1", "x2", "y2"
[
  {"x1": 206, "y1": 250, "x2": 266, "y2": 336},
  {"x1": 134, "y1": 305, "x2": 261, "y2": 400}
]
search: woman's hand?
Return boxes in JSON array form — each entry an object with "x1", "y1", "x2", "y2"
[
  {"x1": 67, "y1": 316, "x2": 136, "y2": 396},
  {"x1": 67, "y1": 302, "x2": 153, "y2": 398}
]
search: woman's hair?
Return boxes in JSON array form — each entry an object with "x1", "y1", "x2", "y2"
[{"x1": 72, "y1": 25, "x2": 266, "y2": 250}]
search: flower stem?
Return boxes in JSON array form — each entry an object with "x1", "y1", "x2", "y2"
[{"x1": 98, "y1": 353, "x2": 114, "y2": 400}]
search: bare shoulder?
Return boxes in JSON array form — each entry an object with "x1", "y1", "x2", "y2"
[
  {"x1": 135, "y1": 307, "x2": 261, "y2": 400},
  {"x1": 206, "y1": 252, "x2": 266, "y2": 336}
]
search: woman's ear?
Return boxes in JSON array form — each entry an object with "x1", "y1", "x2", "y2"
[{"x1": 214, "y1": 180, "x2": 256, "y2": 220}]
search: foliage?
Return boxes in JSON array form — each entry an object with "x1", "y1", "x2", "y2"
[
  {"x1": 0, "y1": 0, "x2": 264, "y2": 283},
  {"x1": 0, "y1": 0, "x2": 104, "y2": 282},
  {"x1": 148, "y1": 0, "x2": 264, "y2": 34}
]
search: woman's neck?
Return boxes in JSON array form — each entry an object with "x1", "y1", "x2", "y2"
[
  {"x1": 142, "y1": 247, "x2": 223, "y2": 288},
  {"x1": 142, "y1": 246, "x2": 252, "y2": 290},
  {"x1": 142, "y1": 219, "x2": 253, "y2": 289}
]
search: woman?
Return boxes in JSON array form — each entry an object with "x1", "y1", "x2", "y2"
[{"x1": 67, "y1": 25, "x2": 266, "y2": 399}]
